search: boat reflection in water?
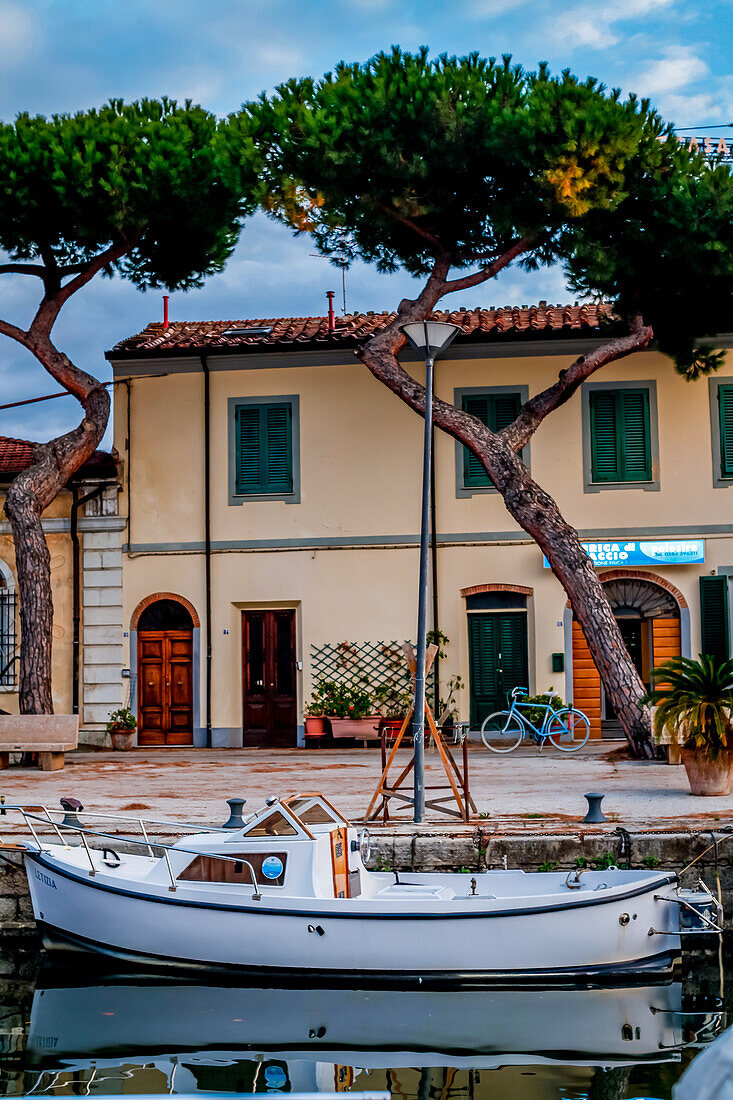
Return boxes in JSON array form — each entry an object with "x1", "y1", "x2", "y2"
[{"x1": 19, "y1": 965, "x2": 722, "y2": 1097}]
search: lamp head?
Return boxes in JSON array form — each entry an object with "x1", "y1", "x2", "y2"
[{"x1": 401, "y1": 320, "x2": 461, "y2": 360}]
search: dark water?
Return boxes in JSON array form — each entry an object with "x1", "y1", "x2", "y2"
[{"x1": 0, "y1": 938, "x2": 729, "y2": 1100}]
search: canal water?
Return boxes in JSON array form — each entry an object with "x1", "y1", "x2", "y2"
[{"x1": 0, "y1": 938, "x2": 729, "y2": 1099}]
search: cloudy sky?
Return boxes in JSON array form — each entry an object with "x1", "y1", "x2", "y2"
[{"x1": 1, "y1": 0, "x2": 731, "y2": 446}]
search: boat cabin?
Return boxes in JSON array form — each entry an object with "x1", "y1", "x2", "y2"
[{"x1": 174, "y1": 793, "x2": 363, "y2": 899}]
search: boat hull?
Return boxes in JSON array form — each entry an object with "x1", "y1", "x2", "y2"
[{"x1": 26, "y1": 852, "x2": 681, "y2": 984}]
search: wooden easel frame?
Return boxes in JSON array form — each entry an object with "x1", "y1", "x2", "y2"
[{"x1": 365, "y1": 643, "x2": 476, "y2": 823}]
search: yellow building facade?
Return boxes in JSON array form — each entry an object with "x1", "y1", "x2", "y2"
[
  {"x1": 0, "y1": 437, "x2": 121, "y2": 736},
  {"x1": 108, "y1": 307, "x2": 733, "y2": 747}
]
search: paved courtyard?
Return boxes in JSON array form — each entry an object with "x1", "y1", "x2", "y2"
[{"x1": 1, "y1": 742, "x2": 733, "y2": 835}]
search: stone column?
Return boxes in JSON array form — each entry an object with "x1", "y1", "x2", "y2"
[{"x1": 80, "y1": 487, "x2": 125, "y2": 746}]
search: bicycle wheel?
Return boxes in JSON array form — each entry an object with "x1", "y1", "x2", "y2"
[
  {"x1": 546, "y1": 708, "x2": 590, "y2": 752},
  {"x1": 481, "y1": 711, "x2": 525, "y2": 753}
]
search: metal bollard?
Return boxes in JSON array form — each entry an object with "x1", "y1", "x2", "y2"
[
  {"x1": 60, "y1": 797, "x2": 84, "y2": 830},
  {"x1": 222, "y1": 797, "x2": 246, "y2": 829},
  {"x1": 582, "y1": 792, "x2": 607, "y2": 824}
]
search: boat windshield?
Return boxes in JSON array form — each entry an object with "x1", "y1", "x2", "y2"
[{"x1": 246, "y1": 810, "x2": 299, "y2": 837}]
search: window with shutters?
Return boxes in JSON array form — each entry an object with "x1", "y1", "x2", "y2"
[
  {"x1": 713, "y1": 382, "x2": 733, "y2": 483},
  {"x1": 582, "y1": 382, "x2": 658, "y2": 492},
  {"x1": 454, "y1": 386, "x2": 529, "y2": 496},
  {"x1": 228, "y1": 396, "x2": 300, "y2": 503},
  {"x1": 700, "y1": 576, "x2": 730, "y2": 661}
]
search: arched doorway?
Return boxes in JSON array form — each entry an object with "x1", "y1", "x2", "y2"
[
  {"x1": 136, "y1": 597, "x2": 195, "y2": 746},
  {"x1": 572, "y1": 573, "x2": 683, "y2": 738}
]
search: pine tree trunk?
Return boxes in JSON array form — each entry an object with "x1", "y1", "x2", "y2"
[
  {"x1": 4, "y1": 479, "x2": 53, "y2": 714},
  {"x1": 358, "y1": 325, "x2": 652, "y2": 756},
  {"x1": 2, "y1": 381, "x2": 110, "y2": 715}
]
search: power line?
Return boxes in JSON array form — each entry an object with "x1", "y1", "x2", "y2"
[
  {"x1": 675, "y1": 124, "x2": 733, "y2": 131},
  {"x1": 0, "y1": 380, "x2": 113, "y2": 413}
]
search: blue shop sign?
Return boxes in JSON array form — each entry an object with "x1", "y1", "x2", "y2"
[{"x1": 544, "y1": 539, "x2": 705, "y2": 568}]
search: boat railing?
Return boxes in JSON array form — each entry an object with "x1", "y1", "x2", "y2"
[{"x1": 3, "y1": 805, "x2": 263, "y2": 900}]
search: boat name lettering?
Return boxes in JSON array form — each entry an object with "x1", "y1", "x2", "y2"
[{"x1": 34, "y1": 869, "x2": 57, "y2": 890}]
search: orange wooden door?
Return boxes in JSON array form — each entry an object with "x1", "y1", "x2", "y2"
[
  {"x1": 571, "y1": 621, "x2": 602, "y2": 739},
  {"x1": 138, "y1": 630, "x2": 193, "y2": 746}
]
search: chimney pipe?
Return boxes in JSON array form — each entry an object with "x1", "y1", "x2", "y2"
[
  {"x1": 163, "y1": 295, "x2": 170, "y2": 329},
  {"x1": 326, "y1": 291, "x2": 335, "y2": 332}
]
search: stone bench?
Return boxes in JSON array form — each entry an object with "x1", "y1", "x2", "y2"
[{"x1": 0, "y1": 715, "x2": 79, "y2": 771}]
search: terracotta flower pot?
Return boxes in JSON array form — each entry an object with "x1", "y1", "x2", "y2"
[
  {"x1": 329, "y1": 717, "x2": 381, "y2": 740},
  {"x1": 682, "y1": 747, "x2": 733, "y2": 796},
  {"x1": 304, "y1": 716, "x2": 326, "y2": 738},
  {"x1": 109, "y1": 729, "x2": 135, "y2": 751}
]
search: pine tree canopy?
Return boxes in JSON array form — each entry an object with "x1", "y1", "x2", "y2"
[
  {"x1": 245, "y1": 47, "x2": 733, "y2": 377},
  {"x1": 0, "y1": 98, "x2": 262, "y2": 290},
  {"x1": 246, "y1": 47, "x2": 668, "y2": 276}
]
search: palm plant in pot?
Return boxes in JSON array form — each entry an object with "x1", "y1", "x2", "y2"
[
  {"x1": 106, "y1": 707, "x2": 137, "y2": 751},
  {"x1": 642, "y1": 655, "x2": 733, "y2": 795}
]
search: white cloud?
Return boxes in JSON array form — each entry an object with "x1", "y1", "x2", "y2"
[
  {"x1": 0, "y1": 0, "x2": 37, "y2": 64},
  {"x1": 638, "y1": 46, "x2": 708, "y2": 94},
  {"x1": 464, "y1": 0, "x2": 532, "y2": 17},
  {"x1": 551, "y1": 0, "x2": 675, "y2": 50}
]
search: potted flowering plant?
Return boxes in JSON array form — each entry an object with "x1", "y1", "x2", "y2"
[
  {"x1": 303, "y1": 686, "x2": 328, "y2": 738},
  {"x1": 106, "y1": 706, "x2": 136, "y2": 751},
  {"x1": 373, "y1": 681, "x2": 413, "y2": 737},
  {"x1": 313, "y1": 679, "x2": 379, "y2": 740},
  {"x1": 643, "y1": 655, "x2": 733, "y2": 795}
]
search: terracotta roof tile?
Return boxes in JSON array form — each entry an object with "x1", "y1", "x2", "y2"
[
  {"x1": 0, "y1": 436, "x2": 117, "y2": 480},
  {"x1": 107, "y1": 301, "x2": 615, "y2": 359}
]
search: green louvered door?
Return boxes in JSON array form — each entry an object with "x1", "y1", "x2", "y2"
[
  {"x1": 468, "y1": 612, "x2": 529, "y2": 727},
  {"x1": 236, "y1": 403, "x2": 293, "y2": 495}
]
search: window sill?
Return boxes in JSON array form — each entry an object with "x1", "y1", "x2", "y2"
[
  {"x1": 230, "y1": 491, "x2": 300, "y2": 505},
  {"x1": 585, "y1": 480, "x2": 659, "y2": 493}
]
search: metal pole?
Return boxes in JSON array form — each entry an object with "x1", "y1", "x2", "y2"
[{"x1": 413, "y1": 341, "x2": 434, "y2": 824}]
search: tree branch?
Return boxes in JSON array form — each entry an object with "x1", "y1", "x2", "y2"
[
  {"x1": 500, "y1": 313, "x2": 654, "y2": 453},
  {"x1": 374, "y1": 202, "x2": 445, "y2": 253},
  {"x1": 0, "y1": 264, "x2": 47, "y2": 278},
  {"x1": 442, "y1": 238, "x2": 533, "y2": 294},
  {"x1": 0, "y1": 317, "x2": 29, "y2": 346}
]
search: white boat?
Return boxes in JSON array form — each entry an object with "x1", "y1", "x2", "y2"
[{"x1": 11, "y1": 793, "x2": 721, "y2": 983}]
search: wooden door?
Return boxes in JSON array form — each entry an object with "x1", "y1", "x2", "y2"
[
  {"x1": 242, "y1": 610, "x2": 297, "y2": 747},
  {"x1": 468, "y1": 612, "x2": 528, "y2": 727},
  {"x1": 138, "y1": 630, "x2": 193, "y2": 746}
]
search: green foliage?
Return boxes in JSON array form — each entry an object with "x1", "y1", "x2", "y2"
[
  {"x1": 106, "y1": 706, "x2": 136, "y2": 732},
  {"x1": 248, "y1": 49, "x2": 659, "y2": 277},
  {"x1": 518, "y1": 689, "x2": 564, "y2": 726},
  {"x1": 566, "y1": 140, "x2": 733, "y2": 378},
  {"x1": 641, "y1": 856, "x2": 661, "y2": 869},
  {"x1": 592, "y1": 853, "x2": 617, "y2": 870},
  {"x1": 642, "y1": 654, "x2": 733, "y2": 761},
  {"x1": 307, "y1": 678, "x2": 373, "y2": 719},
  {"x1": 0, "y1": 98, "x2": 261, "y2": 290},
  {"x1": 372, "y1": 680, "x2": 413, "y2": 718},
  {"x1": 538, "y1": 861, "x2": 558, "y2": 872},
  {"x1": 574, "y1": 856, "x2": 587, "y2": 869}
]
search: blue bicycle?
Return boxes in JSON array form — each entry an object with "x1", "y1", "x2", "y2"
[{"x1": 480, "y1": 687, "x2": 590, "y2": 754}]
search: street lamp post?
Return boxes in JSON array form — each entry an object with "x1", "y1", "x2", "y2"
[{"x1": 400, "y1": 320, "x2": 461, "y2": 823}]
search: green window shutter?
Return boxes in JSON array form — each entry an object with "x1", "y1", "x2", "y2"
[
  {"x1": 461, "y1": 392, "x2": 521, "y2": 488},
  {"x1": 718, "y1": 386, "x2": 733, "y2": 478},
  {"x1": 236, "y1": 405, "x2": 261, "y2": 493},
  {"x1": 235, "y1": 402, "x2": 293, "y2": 495},
  {"x1": 700, "y1": 576, "x2": 730, "y2": 660},
  {"x1": 462, "y1": 395, "x2": 490, "y2": 487},
  {"x1": 619, "y1": 390, "x2": 651, "y2": 481},
  {"x1": 264, "y1": 404, "x2": 293, "y2": 492},
  {"x1": 589, "y1": 390, "x2": 620, "y2": 482},
  {"x1": 590, "y1": 389, "x2": 651, "y2": 483},
  {"x1": 498, "y1": 613, "x2": 529, "y2": 697}
]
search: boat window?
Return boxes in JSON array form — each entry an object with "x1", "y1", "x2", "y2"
[
  {"x1": 178, "y1": 851, "x2": 287, "y2": 886},
  {"x1": 294, "y1": 803, "x2": 335, "y2": 826},
  {"x1": 246, "y1": 810, "x2": 298, "y2": 837}
]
